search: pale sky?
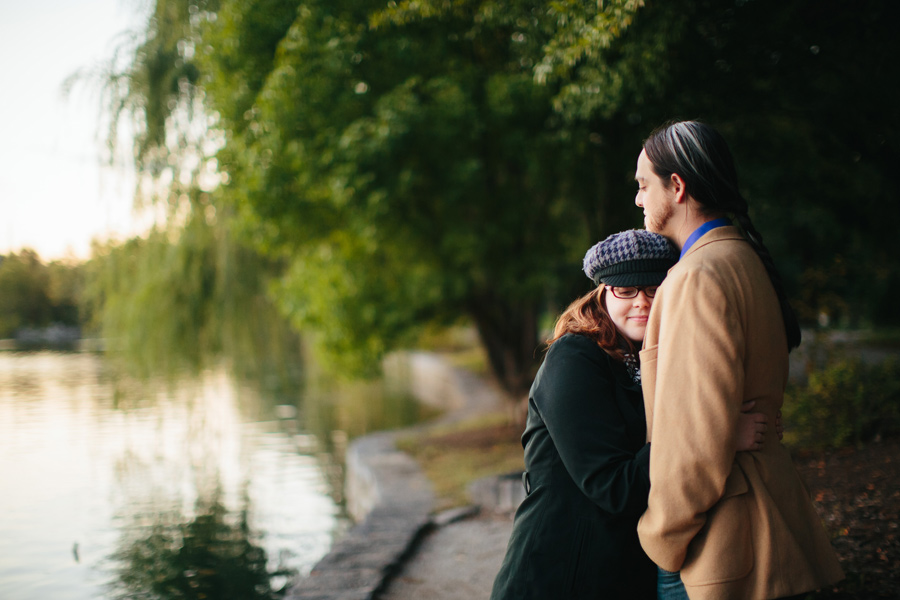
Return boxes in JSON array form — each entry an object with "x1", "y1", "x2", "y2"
[{"x1": 0, "y1": 0, "x2": 148, "y2": 261}]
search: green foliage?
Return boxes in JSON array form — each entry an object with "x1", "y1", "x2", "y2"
[
  {"x1": 82, "y1": 200, "x2": 299, "y2": 380},
  {"x1": 271, "y1": 233, "x2": 446, "y2": 378},
  {"x1": 0, "y1": 250, "x2": 50, "y2": 336},
  {"x1": 0, "y1": 250, "x2": 84, "y2": 338},
  {"x1": 46, "y1": 260, "x2": 85, "y2": 326},
  {"x1": 783, "y1": 358, "x2": 900, "y2": 450},
  {"x1": 188, "y1": 0, "x2": 629, "y2": 394},
  {"x1": 102, "y1": 0, "x2": 216, "y2": 168},
  {"x1": 102, "y1": 0, "x2": 900, "y2": 395}
]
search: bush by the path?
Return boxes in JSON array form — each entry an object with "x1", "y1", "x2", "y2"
[{"x1": 784, "y1": 358, "x2": 900, "y2": 450}]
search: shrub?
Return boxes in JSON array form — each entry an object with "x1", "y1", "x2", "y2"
[{"x1": 783, "y1": 357, "x2": 900, "y2": 450}]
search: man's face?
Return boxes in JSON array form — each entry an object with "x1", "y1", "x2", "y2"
[{"x1": 634, "y1": 149, "x2": 676, "y2": 236}]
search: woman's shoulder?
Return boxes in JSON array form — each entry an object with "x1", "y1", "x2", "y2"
[
  {"x1": 532, "y1": 333, "x2": 624, "y2": 401},
  {"x1": 551, "y1": 331, "x2": 599, "y2": 350},
  {"x1": 546, "y1": 332, "x2": 609, "y2": 365}
]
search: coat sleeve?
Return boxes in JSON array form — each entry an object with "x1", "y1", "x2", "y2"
[
  {"x1": 637, "y1": 265, "x2": 746, "y2": 571},
  {"x1": 534, "y1": 335, "x2": 651, "y2": 517}
]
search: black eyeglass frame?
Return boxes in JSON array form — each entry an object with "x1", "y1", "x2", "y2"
[{"x1": 607, "y1": 285, "x2": 659, "y2": 299}]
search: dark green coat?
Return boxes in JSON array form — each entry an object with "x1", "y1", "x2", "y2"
[{"x1": 491, "y1": 333, "x2": 656, "y2": 599}]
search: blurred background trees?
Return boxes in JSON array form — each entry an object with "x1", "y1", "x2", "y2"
[
  {"x1": 73, "y1": 0, "x2": 898, "y2": 399},
  {"x1": 0, "y1": 250, "x2": 83, "y2": 340},
  {"x1": 80, "y1": 203, "x2": 302, "y2": 378}
]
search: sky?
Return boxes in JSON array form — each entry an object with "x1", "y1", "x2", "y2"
[{"x1": 0, "y1": 0, "x2": 149, "y2": 261}]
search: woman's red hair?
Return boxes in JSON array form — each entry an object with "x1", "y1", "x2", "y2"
[{"x1": 546, "y1": 284, "x2": 636, "y2": 361}]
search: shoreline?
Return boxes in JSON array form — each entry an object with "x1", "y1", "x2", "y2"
[{"x1": 286, "y1": 351, "x2": 511, "y2": 600}]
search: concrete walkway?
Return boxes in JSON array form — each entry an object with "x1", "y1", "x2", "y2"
[
  {"x1": 286, "y1": 352, "x2": 520, "y2": 600},
  {"x1": 377, "y1": 511, "x2": 514, "y2": 600}
]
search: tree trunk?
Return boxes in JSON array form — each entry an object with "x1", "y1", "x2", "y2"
[{"x1": 467, "y1": 293, "x2": 541, "y2": 405}]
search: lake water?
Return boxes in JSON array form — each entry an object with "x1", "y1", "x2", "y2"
[{"x1": 0, "y1": 350, "x2": 393, "y2": 599}]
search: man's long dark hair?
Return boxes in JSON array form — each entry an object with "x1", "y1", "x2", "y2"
[{"x1": 643, "y1": 120, "x2": 802, "y2": 351}]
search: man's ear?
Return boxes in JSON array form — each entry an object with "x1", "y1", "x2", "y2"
[{"x1": 670, "y1": 173, "x2": 687, "y2": 203}]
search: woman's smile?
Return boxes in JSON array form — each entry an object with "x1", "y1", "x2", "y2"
[{"x1": 605, "y1": 288, "x2": 654, "y2": 343}]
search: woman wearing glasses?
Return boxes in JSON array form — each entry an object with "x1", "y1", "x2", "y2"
[{"x1": 490, "y1": 229, "x2": 772, "y2": 600}]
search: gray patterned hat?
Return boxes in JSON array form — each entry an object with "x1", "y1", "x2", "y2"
[{"x1": 583, "y1": 229, "x2": 678, "y2": 287}]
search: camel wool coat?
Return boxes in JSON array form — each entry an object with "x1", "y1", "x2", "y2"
[{"x1": 637, "y1": 226, "x2": 844, "y2": 600}]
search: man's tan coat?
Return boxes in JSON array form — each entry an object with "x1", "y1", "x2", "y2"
[{"x1": 638, "y1": 226, "x2": 843, "y2": 599}]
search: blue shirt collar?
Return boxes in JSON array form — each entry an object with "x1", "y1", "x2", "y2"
[{"x1": 680, "y1": 217, "x2": 732, "y2": 259}]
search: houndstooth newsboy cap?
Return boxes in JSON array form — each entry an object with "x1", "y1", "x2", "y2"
[{"x1": 583, "y1": 229, "x2": 678, "y2": 287}]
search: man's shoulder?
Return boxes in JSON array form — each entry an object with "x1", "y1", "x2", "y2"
[
  {"x1": 671, "y1": 236, "x2": 756, "y2": 280},
  {"x1": 659, "y1": 248, "x2": 746, "y2": 307},
  {"x1": 665, "y1": 251, "x2": 728, "y2": 285},
  {"x1": 685, "y1": 233, "x2": 751, "y2": 261}
]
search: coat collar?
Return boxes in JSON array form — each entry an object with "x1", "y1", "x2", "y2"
[{"x1": 679, "y1": 225, "x2": 744, "y2": 261}]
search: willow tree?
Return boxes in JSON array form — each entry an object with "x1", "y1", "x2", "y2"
[{"x1": 82, "y1": 0, "x2": 303, "y2": 379}]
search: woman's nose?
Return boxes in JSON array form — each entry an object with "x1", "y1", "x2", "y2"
[{"x1": 633, "y1": 291, "x2": 651, "y2": 306}]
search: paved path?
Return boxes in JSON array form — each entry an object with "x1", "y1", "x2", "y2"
[
  {"x1": 376, "y1": 352, "x2": 517, "y2": 599},
  {"x1": 378, "y1": 511, "x2": 514, "y2": 600}
]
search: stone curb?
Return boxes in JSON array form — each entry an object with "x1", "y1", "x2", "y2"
[
  {"x1": 285, "y1": 351, "x2": 509, "y2": 600},
  {"x1": 468, "y1": 471, "x2": 527, "y2": 515},
  {"x1": 285, "y1": 431, "x2": 434, "y2": 600}
]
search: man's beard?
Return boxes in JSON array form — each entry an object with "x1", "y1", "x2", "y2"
[{"x1": 644, "y1": 202, "x2": 676, "y2": 235}]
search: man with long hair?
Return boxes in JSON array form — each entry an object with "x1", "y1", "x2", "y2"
[{"x1": 634, "y1": 120, "x2": 844, "y2": 599}]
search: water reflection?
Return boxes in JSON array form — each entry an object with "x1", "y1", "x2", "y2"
[
  {"x1": 0, "y1": 352, "x2": 348, "y2": 600},
  {"x1": 107, "y1": 491, "x2": 290, "y2": 600}
]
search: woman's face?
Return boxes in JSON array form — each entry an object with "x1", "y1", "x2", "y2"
[{"x1": 604, "y1": 286, "x2": 654, "y2": 343}]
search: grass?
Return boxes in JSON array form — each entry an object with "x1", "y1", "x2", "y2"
[
  {"x1": 396, "y1": 412, "x2": 525, "y2": 510},
  {"x1": 400, "y1": 325, "x2": 523, "y2": 508}
]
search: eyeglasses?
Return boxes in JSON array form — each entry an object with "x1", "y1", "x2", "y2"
[{"x1": 607, "y1": 285, "x2": 659, "y2": 299}]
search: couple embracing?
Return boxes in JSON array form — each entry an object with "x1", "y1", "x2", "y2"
[{"x1": 491, "y1": 121, "x2": 844, "y2": 600}]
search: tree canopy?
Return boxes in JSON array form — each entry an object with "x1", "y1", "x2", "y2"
[
  {"x1": 99, "y1": 0, "x2": 900, "y2": 397},
  {"x1": 206, "y1": 0, "x2": 643, "y2": 395}
]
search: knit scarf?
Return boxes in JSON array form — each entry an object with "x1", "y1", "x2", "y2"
[{"x1": 623, "y1": 352, "x2": 641, "y2": 385}]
